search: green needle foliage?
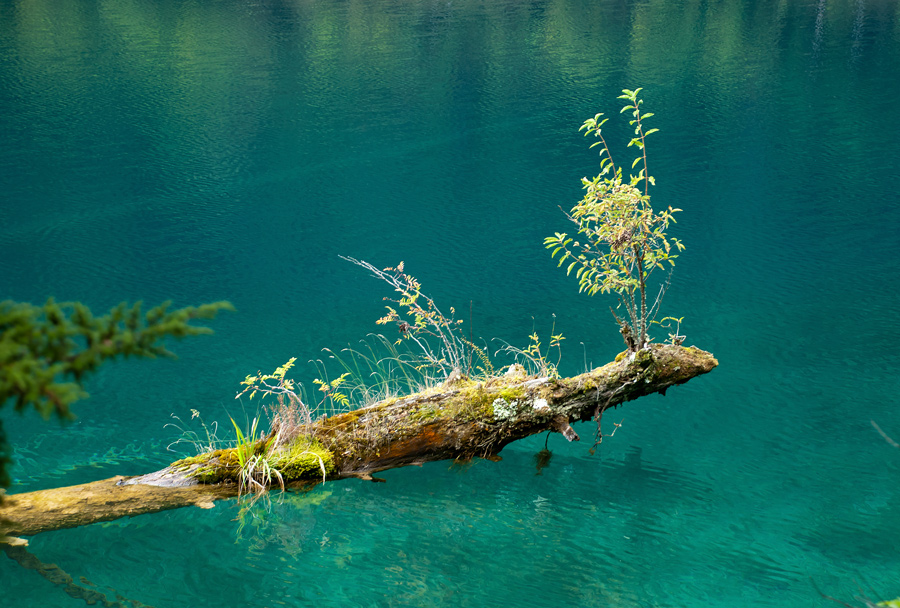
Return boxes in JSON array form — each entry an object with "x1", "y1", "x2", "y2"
[
  {"x1": 0, "y1": 298, "x2": 233, "y2": 490},
  {"x1": 545, "y1": 88, "x2": 684, "y2": 351}
]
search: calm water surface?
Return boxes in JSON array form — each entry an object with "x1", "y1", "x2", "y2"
[{"x1": 2, "y1": 0, "x2": 899, "y2": 606}]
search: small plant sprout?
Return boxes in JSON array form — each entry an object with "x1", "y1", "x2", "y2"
[
  {"x1": 494, "y1": 315, "x2": 565, "y2": 378},
  {"x1": 165, "y1": 409, "x2": 223, "y2": 455},
  {"x1": 545, "y1": 88, "x2": 684, "y2": 352},
  {"x1": 237, "y1": 357, "x2": 313, "y2": 426},
  {"x1": 230, "y1": 359, "x2": 337, "y2": 498},
  {"x1": 341, "y1": 257, "x2": 490, "y2": 378},
  {"x1": 654, "y1": 316, "x2": 686, "y2": 346},
  {"x1": 229, "y1": 415, "x2": 279, "y2": 496},
  {"x1": 317, "y1": 334, "x2": 436, "y2": 407},
  {"x1": 312, "y1": 373, "x2": 351, "y2": 411}
]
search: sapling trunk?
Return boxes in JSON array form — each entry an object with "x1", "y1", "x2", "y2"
[{"x1": 635, "y1": 248, "x2": 648, "y2": 347}]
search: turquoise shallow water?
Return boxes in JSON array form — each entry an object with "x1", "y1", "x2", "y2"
[{"x1": 2, "y1": 0, "x2": 900, "y2": 605}]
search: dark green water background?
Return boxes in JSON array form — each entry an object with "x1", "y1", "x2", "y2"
[{"x1": 2, "y1": 0, "x2": 899, "y2": 605}]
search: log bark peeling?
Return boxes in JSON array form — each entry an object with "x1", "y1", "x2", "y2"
[{"x1": 1, "y1": 344, "x2": 717, "y2": 541}]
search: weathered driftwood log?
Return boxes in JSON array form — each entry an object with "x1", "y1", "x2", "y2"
[{"x1": 1, "y1": 344, "x2": 717, "y2": 540}]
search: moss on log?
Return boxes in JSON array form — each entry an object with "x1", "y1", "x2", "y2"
[{"x1": 1, "y1": 344, "x2": 717, "y2": 541}]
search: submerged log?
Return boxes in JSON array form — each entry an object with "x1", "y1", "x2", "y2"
[{"x1": 1, "y1": 344, "x2": 717, "y2": 541}]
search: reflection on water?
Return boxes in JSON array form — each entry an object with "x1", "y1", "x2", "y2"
[{"x1": 2, "y1": 0, "x2": 900, "y2": 606}]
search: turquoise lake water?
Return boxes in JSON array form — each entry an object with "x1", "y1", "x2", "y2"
[{"x1": 2, "y1": 0, "x2": 899, "y2": 605}]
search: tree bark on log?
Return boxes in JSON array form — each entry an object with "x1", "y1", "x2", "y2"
[{"x1": 1, "y1": 344, "x2": 717, "y2": 541}]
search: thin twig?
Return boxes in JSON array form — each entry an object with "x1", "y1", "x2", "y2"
[{"x1": 871, "y1": 420, "x2": 899, "y2": 448}]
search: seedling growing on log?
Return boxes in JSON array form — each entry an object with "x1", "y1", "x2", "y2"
[
  {"x1": 654, "y1": 316, "x2": 686, "y2": 346},
  {"x1": 494, "y1": 315, "x2": 565, "y2": 378},
  {"x1": 545, "y1": 88, "x2": 684, "y2": 351},
  {"x1": 342, "y1": 257, "x2": 491, "y2": 378},
  {"x1": 165, "y1": 409, "x2": 225, "y2": 455}
]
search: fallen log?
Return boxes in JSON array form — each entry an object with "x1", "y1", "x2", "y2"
[{"x1": 1, "y1": 344, "x2": 717, "y2": 541}]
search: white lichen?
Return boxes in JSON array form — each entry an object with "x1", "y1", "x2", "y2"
[
  {"x1": 492, "y1": 397, "x2": 519, "y2": 419},
  {"x1": 532, "y1": 398, "x2": 550, "y2": 412}
]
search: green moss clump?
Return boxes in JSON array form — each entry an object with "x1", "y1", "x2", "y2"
[
  {"x1": 271, "y1": 438, "x2": 335, "y2": 481},
  {"x1": 173, "y1": 437, "x2": 336, "y2": 487},
  {"x1": 434, "y1": 381, "x2": 532, "y2": 422},
  {"x1": 408, "y1": 404, "x2": 442, "y2": 423},
  {"x1": 634, "y1": 348, "x2": 653, "y2": 367},
  {"x1": 172, "y1": 454, "x2": 208, "y2": 470},
  {"x1": 191, "y1": 465, "x2": 230, "y2": 484},
  {"x1": 497, "y1": 385, "x2": 526, "y2": 403},
  {"x1": 170, "y1": 450, "x2": 238, "y2": 484},
  {"x1": 216, "y1": 450, "x2": 240, "y2": 466},
  {"x1": 377, "y1": 397, "x2": 399, "y2": 409},
  {"x1": 319, "y1": 410, "x2": 360, "y2": 432},
  {"x1": 446, "y1": 383, "x2": 494, "y2": 420}
]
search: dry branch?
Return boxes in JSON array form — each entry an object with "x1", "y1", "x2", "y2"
[{"x1": 1, "y1": 344, "x2": 717, "y2": 541}]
